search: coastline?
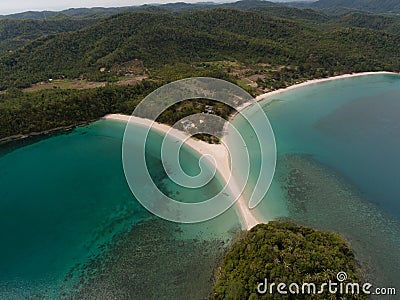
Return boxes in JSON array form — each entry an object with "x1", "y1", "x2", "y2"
[
  {"x1": 232, "y1": 71, "x2": 400, "y2": 115},
  {"x1": 3, "y1": 71, "x2": 398, "y2": 230},
  {"x1": 103, "y1": 114, "x2": 261, "y2": 230},
  {"x1": 255, "y1": 71, "x2": 399, "y2": 102},
  {"x1": 104, "y1": 71, "x2": 400, "y2": 231},
  {"x1": 0, "y1": 120, "x2": 97, "y2": 144}
]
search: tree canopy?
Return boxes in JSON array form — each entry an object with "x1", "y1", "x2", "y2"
[{"x1": 210, "y1": 221, "x2": 366, "y2": 300}]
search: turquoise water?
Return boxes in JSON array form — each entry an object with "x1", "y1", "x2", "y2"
[
  {"x1": 2, "y1": 74, "x2": 399, "y2": 298},
  {"x1": 0, "y1": 120, "x2": 240, "y2": 299},
  {"x1": 264, "y1": 74, "x2": 400, "y2": 219},
  {"x1": 230, "y1": 74, "x2": 400, "y2": 294}
]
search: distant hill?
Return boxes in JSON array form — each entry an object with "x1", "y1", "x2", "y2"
[
  {"x1": 0, "y1": 1, "x2": 327, "y2": 54},
  {"x1": 0, "y1": 1, "x2": 278, "y2": 19},
  {"x1": 0, "y1": 7, "x2": 139, "y2": 19},
  {"x1": 309, "y1": 0, "x2": 400, "y2": 14},
  {"x1": 336, "y1": 13, "x2": 400, "y2": 34},
  {"x1": 1, "y1": 8, "x2": 399, "y2": 90},
  {"x1": 0, "y1": 11, "x2": 59, "y2": 19},
  {"x1": 249, "y1": 6, "x2": 329, "y2": 21},
  {"x1": 3, "y1": 0, "x2": 400, "y2": 19},
  {"x1": 0, "y1": 17, "x2": 99, "y2": 53},
  {"x1": 220, "y1": 0, "x2": 277, "y2": 9}
]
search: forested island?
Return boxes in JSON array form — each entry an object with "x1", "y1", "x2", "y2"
[{"x1": 210, "y1": 221, "x2": 366, "y2": 300}]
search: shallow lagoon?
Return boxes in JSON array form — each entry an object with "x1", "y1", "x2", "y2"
[
  {"x1": 0, "y1": 120, "x2": 240, "y2": 299},
  {"x1": 1, "y1": 74, "x2": 399, "y2": 298}
]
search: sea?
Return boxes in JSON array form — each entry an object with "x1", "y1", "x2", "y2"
[
  {"x1": 0, "y1": 74, "x2": 399, "y2": 298},
  {"x1": 229, "y1": 73, "x2": 400, "y2": 297},
  {"x1": 0, "y1": 120, "x2": 241, "y2": 299}
]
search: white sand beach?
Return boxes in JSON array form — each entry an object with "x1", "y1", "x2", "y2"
[
  {"x1": 103, "y1": 114, "x2": 261, "y2": 230},
  {"x1": 255, "y1": 71, "x2": 399, "y2": 102},
  {"x1": 230, "y1": 72, "x2": 399, "y2": 117},
  {"x1": 104, "y1": 71, "x2": 399, "y2": 230}
]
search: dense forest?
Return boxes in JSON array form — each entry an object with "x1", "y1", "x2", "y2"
[
  {"x1": 0, "y1": 75, "x2": 234, "y2": 141},
  {"x1": 2, "y1": 0, "x2": 400, "y2": 19},
  {"x1": 0, "y1": 2, "x2": 399, "y2": 141},
  {"x1": 1, "y1": 9, "x2": 400, "y2": 90},
  {"x1": 210, "y1": 221, "x2": 366, "y2": 300},
  {"x1": 0, "y1": 82, "x2": 159, "y2": 140},
  {"x1": 0, "y1": 17, "x2": 98, "y2": 53},
  {"x1": 334, "y1": 13, "x2": 400, "y2": 34},
  {"x1": 306, "y1": 0, "x2": 400, "y2": 15}
]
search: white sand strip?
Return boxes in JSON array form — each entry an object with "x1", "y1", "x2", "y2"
[
  {"x1": 104, "y1": 71, "x2": 400, "y2": 230},
  {"x1": 256, "y1": 71, "x2": 399, "y2": 102},
  {"x1": 103, "y1": 114, "x2": 261, "y2": 230}
]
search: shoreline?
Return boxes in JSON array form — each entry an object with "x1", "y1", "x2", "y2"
[
  {"x1": 0, "y1": 120, "x2": 97, "y2": 145},
  {"x1": 255, "y1": 71, "x2": 399, "y2": 101},
  {"x1": 233, "y1": 71, "x2": 400, "y2": 115},
  {"x1": 3, "y1": 71, "x2": 398, "y2": 230},
  {"x1": 104, "y1": 71, "x2": 400, "y2": 230},
  {"x1": 103, "y1": 114, "x2": 261, "y2": 230}
]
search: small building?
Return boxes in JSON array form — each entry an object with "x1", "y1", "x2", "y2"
[
  {"x1": 181, "y1": 120, "x2": 195, "y2": 129},
  {"x1": 205, "y1": 105, "x2": 214, "y2": 114}
]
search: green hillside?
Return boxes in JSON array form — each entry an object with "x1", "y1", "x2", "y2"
[
  {"x1": 0, "y1": 5, "x2": 399, "y2": 142},
  {"x1": 0, "y1": 1, "x2": 277, "y2": 19},
  {"x1": 0, "y1": 17, "x2": 99, "y2": 53},
  {"x1": 335, "y1": 13, "x2": 400, "y2": 34},
  {"x1": 3, "y1": 0, "x2": 400, "y2": 20},
  {"x1": 1, "y1": 9, "x2": 399, "y2": 90},
  {"x1": 249, "y1": 6, "x2": 330, "y2": 22},
  {"x1": 310, "y1": 0, "x2": 400, "y2": 14}
]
